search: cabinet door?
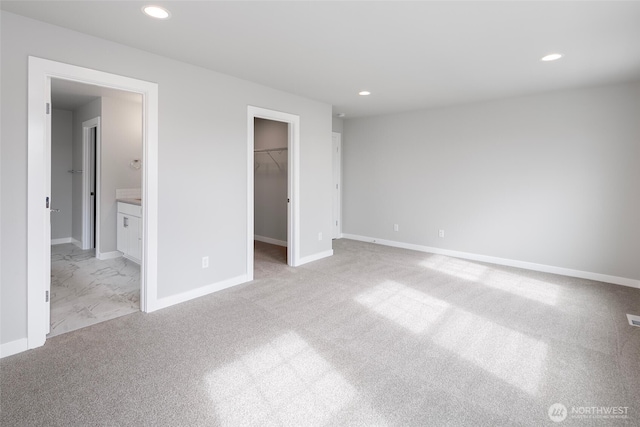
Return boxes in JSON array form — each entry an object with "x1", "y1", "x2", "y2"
[
  {"x1": 117, "y1": 213, "x2": 128, "y2": 254},
  {"x1": 128, "y1": 215, "x2": 142, "y2": 263}
]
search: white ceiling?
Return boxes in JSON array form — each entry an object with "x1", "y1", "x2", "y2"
[{"x1": 3, "y1": 1, "x2": 640, "y2": 118}]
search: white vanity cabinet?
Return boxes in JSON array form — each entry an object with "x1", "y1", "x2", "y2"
[{"x1": 117, "y1": 201, "x2": 142, "y2": 263}]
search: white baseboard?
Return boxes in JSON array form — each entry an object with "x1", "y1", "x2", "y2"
[
  {"x1": 51, "y1": 237, "x2": 82, "y2": 246},
  {"x1": 51, "y1": 237, "x2": 71, "y2": 245},
  {"x1": 96, "y1": 250, "x2": 122, "y2": 260},
  {"x1": 1, "y1": 338, "x2": 28, "y2": 359},
  {"x1": 254, "y1": 235, "x2": 287, "y2": 247},
  {"x1": 297, "y1": 249, "x2": 334, "y2": 266},
  {"x1": 153, "y1": 274, "x2": 249, "y2": 311},
  {"x1": 341, "y1": 233, "x2": 640, "y2": 290},
  {"x1": 122, "y1": 254, "x2": 141, "y2": 265}
]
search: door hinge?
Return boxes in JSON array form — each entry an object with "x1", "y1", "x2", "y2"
[
  {"x1": 46, "y1": 196, "x2": 50, "y2": 208},
  {"x1": 46, "y1": 103, "x2": 50, "y2": 115},
  {"x1": 45, "y1": 290, "x2": 49, "y2": 302}
]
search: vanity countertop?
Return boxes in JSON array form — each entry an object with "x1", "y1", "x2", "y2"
[{"x1": 117, "y1": 198, "x2": 142, "y2": 206}]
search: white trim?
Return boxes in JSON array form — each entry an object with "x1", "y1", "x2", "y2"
[
  {"x1": 154, "y1": 275, "x2": 248, "y2": 311},
  {"x1": 27, "y1": 56, "x2": 160, "y2": 353},
  {"x1": 247, "y1": 106, "x2": 301, "y2": 279},
  {"x1": 0, "y1": 338, "x2": 29, "y2": 359},
  {"x1": 297, "y1": 249, "x2": 334, "y2": 266},
  {"x1": 332, "y1": 132, "x2": 342, "y2": 239},
  {"x1": 82, "y1": 117, "x2": 100, "y2": 251},
  {"x1": 254, "y1": 235, "x2": 287, "y2": 247},
  {"x1": 96, "y1": 250, "x2": 122, "y2": 261},
  {"x1": 51, "y1": 237, "x2": 74, "y2": 245},
  {"x1": 341, "y1": 234, "x2": 640, "y2": 289},
  {"x1": 627, "y1": 314, "x2": 640, "y2": 327}
]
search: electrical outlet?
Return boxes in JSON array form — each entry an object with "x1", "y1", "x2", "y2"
[
  {"x1": 318, "y1": 232, "x2": 323, "y2": 241},
  {"x1": 438, "y1": 229, "x2": 445, "y2": 238},
  {"x1": 394, "y1": 224, "x2": 399, "y2": 232},
  {"x1": 202, "y1": 256, "x2": 209, "y2": 268}
]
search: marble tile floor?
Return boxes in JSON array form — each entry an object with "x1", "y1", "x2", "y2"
[{"x1": 49, "y1": 243, "x2": 140, "y2": 338}]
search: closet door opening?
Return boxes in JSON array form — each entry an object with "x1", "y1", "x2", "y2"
[
  {"x1": 247, "y1": 106, "x2": 300, "y2": 281},
  {"x1": 253, "y1": 118, "x2": 289, "y2": 273}
]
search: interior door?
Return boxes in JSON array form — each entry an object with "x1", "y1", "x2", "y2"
[
  {"x1": 332, "y1": 132, "x2": 341, "y2": 239},
  {"x1": 45, "y1": 81, "x2": 52, "y2": 334},
  {"x1": 89, "y1": 127, "x2": 96, "y2": 249}
]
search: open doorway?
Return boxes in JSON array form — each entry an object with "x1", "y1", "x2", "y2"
[
  {"x1": 247, "y1": 106, "x2": 300, "y2": 281},
  {"x1": 253, "y1": 118, "x2": 289, "y2": 275},
  {"x1": 27, "y1": 56, "x2": 159, "y2": 350},
  {"x1": 48, "y1": 78, "x2": 143, "y2": 337},
  {"x1": 82, "y1": 119, "x2": 99, "y2": 251}
]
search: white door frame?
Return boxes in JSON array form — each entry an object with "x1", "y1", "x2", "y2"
[
  {"x1": 82, "y1": 117, "x2": 100, "y2": 251},
  {"x1": 27, "y1": 56, "x2": 160, "y2": 350},
  {"x1": 247, "y1": 106, "x2": 300, "y2": 279},
  {"x1": 332, "y1": 132, "x2": 342, "y2": 239}
]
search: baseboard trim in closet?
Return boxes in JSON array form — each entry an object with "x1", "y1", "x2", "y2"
[{"x1": 254, "y1": 235, "x2": 287, "y2": 247}]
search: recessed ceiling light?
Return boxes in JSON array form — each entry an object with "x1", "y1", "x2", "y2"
[
  {"x1": 143, "y1": 5, "x2": 170, "y2": 19},
  {"x1": 359, "y1": 91, "x2": 371, "y2": 96},
  {"x1": 541, "y1": 53, "x2": 563, "y2": 62}
]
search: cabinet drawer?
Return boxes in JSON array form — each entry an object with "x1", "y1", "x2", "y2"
[{"x1": 118, "y1": 202, "x2": 142, "y2": 217}]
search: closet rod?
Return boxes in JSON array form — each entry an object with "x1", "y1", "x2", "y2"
[{"x1": 254, "y1": 147, "x2": 287, "y2": 153}]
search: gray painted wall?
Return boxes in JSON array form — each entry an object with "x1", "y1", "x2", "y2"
[
  {"x1": 51, "y1": 109, "x2": 73, "y2": 239},
  {"x1": 254, "y1": 118, "x2": 287, "y2": 243},
  {"x1": 343, "y1": 82, "x2": 640, "y2": 281},
  {"x1": 71, "y1": 98, "x2": 101, "y2": 243},
  {"x1": 100, "y1": 96, "x2": 142, "y2": 253},
  {"x1": 1, "y1": 11, "x2": 333, "y2": 345}
]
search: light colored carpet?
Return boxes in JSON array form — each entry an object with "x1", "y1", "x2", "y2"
[
  {"x1": 49, "y1": 243, "x2": 140, "y2": 337},
  {"x1": 2, "y1": 239, "x2": 639, "y2": 426}
]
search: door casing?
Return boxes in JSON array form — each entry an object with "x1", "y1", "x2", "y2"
[
  {"x1": 332, "y1": 132, "x2": 342, "y2": 239},
  {"x1": 247, "y1": 106, "x2": 300, "y2": 279},
  {"x1": 27, "y1": 56, "x2": 160, "y2": 349},
  {"x1": 82, "y1": 117, "x2": 100, "y2": 251}
]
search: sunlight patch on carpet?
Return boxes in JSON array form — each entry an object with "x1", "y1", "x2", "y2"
[
  {"x1": 205, "y1": 332, "x2": 360, "y2": 425},
  {"x1": 432, "y1": 308, "x2": 548, "y2": 396},
  {"x1": 421, "y1": 255, "x2": 559, "y2": 306},
  {"x1": 355, "y1": 281, "x2": 451, "y2": 334}
]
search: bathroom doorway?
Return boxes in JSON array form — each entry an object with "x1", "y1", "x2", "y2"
[{"x1": 48, "y1": 78, "x2": 143, "y2": 337}]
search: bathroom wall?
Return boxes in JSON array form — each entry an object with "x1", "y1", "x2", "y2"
[
  {"x1": 99, "y1": 96, "x2": 142, "y2": 255},
  {"x1": 71, "y1": 98, "x2": 101, "y2": 243},
  {"x1": 51, "y1": 108, "x2": 73, "y2": 240}
]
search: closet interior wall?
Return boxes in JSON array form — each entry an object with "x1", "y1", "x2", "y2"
[{"x1": 254, "y1": 118, "x2": 288, "y2": 247}]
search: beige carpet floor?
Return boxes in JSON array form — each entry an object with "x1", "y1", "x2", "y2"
[{"x1": 1, "y1": 239, "x2": 639, "y2": 426}]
